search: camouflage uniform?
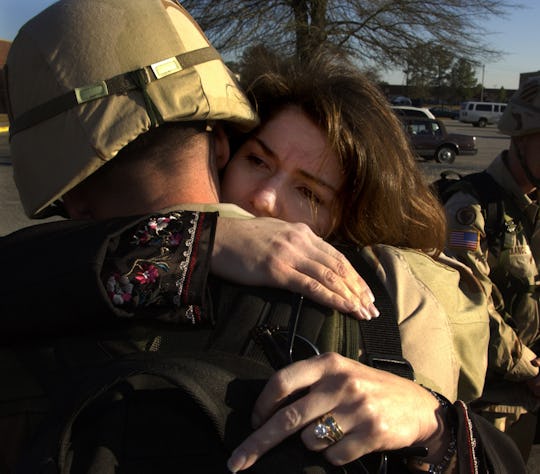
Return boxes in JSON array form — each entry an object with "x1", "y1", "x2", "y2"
[{"x1": 444, "y1": 77, "x2": 540, "y2": 458}]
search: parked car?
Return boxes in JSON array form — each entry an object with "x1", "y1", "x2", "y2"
[
  {"x1": 459, "y1": 101, "x2": 507, "y2": 127},
  {"x1": 429, "y1": 106, "x2": 459, "y2": 120},
  {"x1": 390, "y1": 95, "x2": 412, "y2": 106},
  {"x1": 391, "y1": 106, "x2": 435, "y2": 119},
  {"x1": 401, "y1": 117, "x2": 477, "y2": 164}
]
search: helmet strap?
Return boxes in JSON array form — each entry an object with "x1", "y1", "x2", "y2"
[
  {"x1": 33, "y1": 199, "x2": 70, "y2": 219},
  {"x1": 131, "y1": 69, "x2": 164, "y2": 128}
]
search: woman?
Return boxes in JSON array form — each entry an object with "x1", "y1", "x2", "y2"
[
  {"x1": 220, "y1": 51, "x2": 487, "y2": 397},
  {"x1": 215, "y1": 52, "x2": 493, "y2": 472},
  {"x1": 4, "y1": 50, "x2": 493, "y2": 473}
]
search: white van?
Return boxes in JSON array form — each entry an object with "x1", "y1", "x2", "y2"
[{"x1": 459, "y1": 101, "x2": 507, "y2": 127}]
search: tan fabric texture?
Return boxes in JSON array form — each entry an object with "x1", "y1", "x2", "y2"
[
  {"x1": 6, "y1": 0, "x2": 258, "y2": 217},
  {"x1": 359, "y1": 245, "x2": 490, "y2": 403}
]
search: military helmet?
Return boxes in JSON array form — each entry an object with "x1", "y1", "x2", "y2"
[
  {"x1": 6, "y1": 0, "x2": 259, "y2": 218},
  {"x1": 498, "y1": 76, "x2": 540, "y2": 137}
]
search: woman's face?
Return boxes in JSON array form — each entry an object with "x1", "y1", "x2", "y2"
[{"x1": 221, "y1": 106, "x2": 343, "y2": 235}]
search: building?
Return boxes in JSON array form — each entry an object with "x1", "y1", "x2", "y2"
[
  {"x1": 520, "y1": 70, "x2": 540, "y2": 86},
  {"x1": 0, "y1": 40, "x2": 11, "y2": 114}
]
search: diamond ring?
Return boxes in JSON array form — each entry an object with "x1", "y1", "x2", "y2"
[{"x1": 313, "y1": 413, "x2": 344, "y2": 444}]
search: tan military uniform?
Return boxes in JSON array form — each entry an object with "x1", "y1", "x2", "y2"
[
  {"x1": 444, "y1": 152, "x2": 540, "y2": 458},
  {"x1": 360, "y1": 245, "x2": 489, "y2": 403}
]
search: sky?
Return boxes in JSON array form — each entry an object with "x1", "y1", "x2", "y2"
[{"x1": 1, "y1": 0, "x2": 538, "y2": 90}]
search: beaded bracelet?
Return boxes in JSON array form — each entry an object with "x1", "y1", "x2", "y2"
[{"x1": 406, "y1": 387, "x2": 457, "y2": 473}]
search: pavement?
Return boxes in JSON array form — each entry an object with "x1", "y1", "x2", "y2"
[{"x1": 0, "y1": 115, "x2": 61, "y2": 233}]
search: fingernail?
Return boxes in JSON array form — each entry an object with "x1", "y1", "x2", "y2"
[
  {"x1": 368, "y1": 302, "x2": 380, "y2": 318},
  {"x1": 350, "y1": 305, "x2": 369, "y2": 320},
  {"x1": 227, "y1": 449, "x2": 247, "y2": 473},
  {"x1": 368, "y1": 290, "x2": 375, "y2": 303},
  {"x1": 360, "y1": 307, "x2": 372, "y2": 320}
]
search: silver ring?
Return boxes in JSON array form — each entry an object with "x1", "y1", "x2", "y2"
[{"x1": 313, "y1": 413, "x2": 344, "y2": 444}]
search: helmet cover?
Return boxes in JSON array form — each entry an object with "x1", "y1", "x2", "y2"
[
  {"x1": 6, "y1": 0, "x2": 258, "y2": 217},
  {"x1": 498, "y1": 76, "x2": 540, "y2": 137}
]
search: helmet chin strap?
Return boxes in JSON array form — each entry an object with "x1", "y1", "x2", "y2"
[{"x1": 516, "y1": 145, "x2": 540, "y2": 189}]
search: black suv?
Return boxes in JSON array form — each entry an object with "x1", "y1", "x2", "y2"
[{"x1": 402, "y1": 117, "x2": 477, "y2": 164}]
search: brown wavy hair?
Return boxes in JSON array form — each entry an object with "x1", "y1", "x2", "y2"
[{"x1": 240, "y1": 51, "x2": 447, "y2": 255}]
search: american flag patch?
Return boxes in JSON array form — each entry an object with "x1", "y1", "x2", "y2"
[{"x1": 448, "y1": 230, "x2": 480, "y2": 251}]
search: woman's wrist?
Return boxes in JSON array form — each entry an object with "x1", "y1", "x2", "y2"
[{"x1": 407, "y1": 388, "x2": 457, "y2": 473}]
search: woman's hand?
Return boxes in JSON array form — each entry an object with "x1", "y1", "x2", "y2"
[
  {"x1": 211, "y1": 217, "x2": 379, "y2": 320},
  {"x1": 226, "y1": 353, "x2": 451, "y2": 472}
]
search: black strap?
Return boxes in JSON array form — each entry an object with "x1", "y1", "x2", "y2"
[
  {"x1": 462, "y1": 172, "x2": 505, "y2": 238},
  {"x1": 9, "y1": 46, "x2": 221, "y2": 137},
  {"x1": 335, "y1": 244, "x2": 415, "y2": 381}
]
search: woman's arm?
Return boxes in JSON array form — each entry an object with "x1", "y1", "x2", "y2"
[{"x1": 1, "y1": 211, "x2": 376, "y2": 338}]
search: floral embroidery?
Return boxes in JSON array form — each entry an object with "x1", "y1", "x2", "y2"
[
  {"x1": 134, "y1": 263, "x2": 160, "y2": 285},
  {"x1": 131, "y1": 215, "x2": 183, "y2": 248},
  {"x1": 102, "y1": 211, "x2": 215, "y2": 325},
  {"x1": 107, "y1": 273, "x2": 134, "y2": 306}
]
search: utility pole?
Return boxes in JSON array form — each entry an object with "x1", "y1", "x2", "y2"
[{"x1": 480, "y1": 64, "x2": 485, "y2": 101}]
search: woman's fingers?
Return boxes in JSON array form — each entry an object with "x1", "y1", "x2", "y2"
[
  {"x1": 293, "y1": 236, "x2": 379, "y2": 319},
  {"x1": 213, "y1": 217, "x2": 379, "y2": 319},
  {"x1": 227, "y1": 353, "x2": 443, "y2": 473},
  {"x1": 228, "y1": 356, "x2": 331, "y2": 472}
]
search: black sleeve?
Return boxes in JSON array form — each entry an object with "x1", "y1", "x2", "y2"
[
  {"x1": 454, "y1": 400, "x2": 526, "y2": 473},
  {"x1": 0, "y1": 211, "x2": 217, "y2": 339}
]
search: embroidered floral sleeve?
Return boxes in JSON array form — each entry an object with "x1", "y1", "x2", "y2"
[{"x1": 102, "y1": 210, "x2": 218, "y2": 325}]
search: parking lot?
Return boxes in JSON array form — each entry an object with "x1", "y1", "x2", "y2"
[{"x1": 417, "y1": 117, "x2": 510, "y2": 182}]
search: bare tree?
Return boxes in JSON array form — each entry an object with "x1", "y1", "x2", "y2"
[{"x1": 181, "y1": 0, "x2": 517, "y2": 69}]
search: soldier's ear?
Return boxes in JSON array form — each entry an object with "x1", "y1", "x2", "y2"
[{"x1": 212, "y1": 123, "x2": 230, "y2": 170}]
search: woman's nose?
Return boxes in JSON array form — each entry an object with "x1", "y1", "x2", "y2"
[{"x1": 251, "y1": 186, "x2": 278, "y2": 217}]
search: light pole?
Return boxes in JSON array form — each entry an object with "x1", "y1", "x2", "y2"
[{"x1": 480, "y1": 64, "x2": 485, "y2": 101}]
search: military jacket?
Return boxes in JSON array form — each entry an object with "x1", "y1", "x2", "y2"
[{"x1": 445, "y1": 152, "x2": 540, "y2": 384}]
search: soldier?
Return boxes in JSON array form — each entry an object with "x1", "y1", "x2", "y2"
[{"x1": 444, "y1": 76, "x2": 540, "y2": 461}]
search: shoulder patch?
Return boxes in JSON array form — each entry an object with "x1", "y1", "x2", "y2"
[
  {"x1": 448, "y1": 230, "x2": 480, "y2": 251},
  {"x1": 455, "y1": 206, "x2": 476, "y2": 226}
]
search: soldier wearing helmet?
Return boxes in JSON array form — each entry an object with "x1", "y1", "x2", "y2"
[
  {"x1": 6, "y1": 0, "x2": 258, "y2": 219},
  {"x1": 0, "y1": 0, "x2": 377, "y2": 469},
  {"x1": 443, "y1": 77, "x2": 540, "y2": 461}
]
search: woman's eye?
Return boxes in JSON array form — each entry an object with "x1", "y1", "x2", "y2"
[
  {"x1": 299, "y1": 187, "x2": 322, "y2": 205},
  {"x1": 246, "y1": 154, "x2": 267, "y2": 167}
]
